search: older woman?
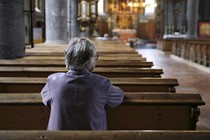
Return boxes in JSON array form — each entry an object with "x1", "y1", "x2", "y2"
[{"x1": 41, "y1": 37, "x2": 124, "y2": 130}]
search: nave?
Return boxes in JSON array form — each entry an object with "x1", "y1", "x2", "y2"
[
  {"x1": 136, "y1": 48, "x2": 210, "y2": 130},
  {"x1": 0, "y1": 39, "x2": 209, "y2": 139}
]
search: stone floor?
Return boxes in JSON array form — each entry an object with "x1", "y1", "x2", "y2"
[{"x1": 136, "y1": 48, "x2": 210, "y2": 130}]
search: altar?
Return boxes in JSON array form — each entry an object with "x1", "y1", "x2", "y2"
[{"x1": 113, "y1": 29, "x2": 137, "y2": 42}]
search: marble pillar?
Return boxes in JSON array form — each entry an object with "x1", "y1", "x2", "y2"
[
  {"x1": 71, "y1": 0, "x2": 80, "y2": 38},
  {"x1": 186, "y1": 0, "x2": 199, "y2": 38},
  {"x1": 0, "y1": 0, "x2": 25, "y2": 59},
  {"x1": 45, "y1": 0, "x2": 68, "y2": 44}
]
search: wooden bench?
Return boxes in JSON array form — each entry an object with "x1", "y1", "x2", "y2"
[
  {"x1": 0, "y1": 59, "x2": 153, "y2": 68},
  {"x1": 0, "y1": 92, "x2": 204, "y2": 130},
  {"x1": 25, "y1": 53, "x2": 143, "y2": 58},
  {"x1": 0, "y1": 130, "x2": 210, "y2": 140},
  {"x1": 21, "y1": 55, "x2": 147, "y2": 61},
  {"x1": 26, "y1": 51, "x2": 142, "y2": 57},
  {"x1": 26, "y1": 47, "x2": 138, "y2": 55},
  {"x1": 26, "y1": 43, "x2": 142, "y2": 57},
  {"x1": 0, "y1": 66, "x2": 163, "y2": 78},
  {"x1": 0, "y1": 77, "x2": 179, "y2": 93},
  {"x1": 25, "y1": 39, "x2": 142, "y2": 57}
]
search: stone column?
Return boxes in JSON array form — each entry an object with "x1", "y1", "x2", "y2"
[
  {"x1": 186, "y1": 0, "x2": 199, "y2": 38},
  {"x1": 45, "y1": 0, "x2": 68, "y2": 44},
  {"x1": 164, "y1": 0, "x2": 174, "y2": 34},
  {"x1": 67, "y1": 0, "x2": 71, "y2": 40},
  {"x1": 167, "y1": 1, "x2": 174, "y2": 26},
  {"x1": 71, "y1": 0, "x2": 80, "y2": 38},
  {"x1": 177, "y1": 0, "x2": 187, "y2": 32},
  {"x1": 0, "y1": 0, "x2": 25, "y2": 59},
  {"x1": 203, "y1": 0, "x2": 210, "y2": 20}
]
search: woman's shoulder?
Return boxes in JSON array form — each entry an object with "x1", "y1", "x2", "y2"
[
  {"x1": 47, "y1": 72, "x2": 66, "y2": 80},
  {"x1": 91, "y1": 73, "x2": 111, "y2": 83}
]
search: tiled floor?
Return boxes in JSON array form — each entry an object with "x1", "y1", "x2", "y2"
[{"x1": 136, "y1": 48, "x2": 210, "y2": 130}]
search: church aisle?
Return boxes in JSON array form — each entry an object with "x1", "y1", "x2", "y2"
[{"x1": 136, "y1": 48, "x2": 210, "y2": 130}]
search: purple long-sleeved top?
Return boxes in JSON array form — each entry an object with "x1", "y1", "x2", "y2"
[{"x1": 41, "y1": 68, "x2": 124, "y2": 130}]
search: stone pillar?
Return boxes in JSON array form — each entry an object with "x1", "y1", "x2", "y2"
[
  {"x1": 164, "y1": 0, "x2": 174, "y2": 34},
  {"x1": 45, "y1": 0, "x2": 68, "y2": 44},
  {"x1": 204, "y1": 1, "x2": 210, "y2": 20},
  {"x1": 199, "y1": 0, "x2": 210, "y2": 20},
  {"x1": 155, "y1": 0, "x2": 164, "y2": 38},
  {"x1": 71, "y1": 0, "x2": 80, "y2": 38},
  {"x1": 67, "y1": 0, "x2": 71, "y2": 40},
  {"x1": 0, "y1": 0, "x2": 25, "y2": 59},
  {"x1": 186, "y1": 0, "x2": 199, "y2": 38},
  {"x1": 167, "y1": 1, "x2": 174, "y2": 26},
  {"x1": 177, "y1": 0, "x2": 187, "y2": 31}
]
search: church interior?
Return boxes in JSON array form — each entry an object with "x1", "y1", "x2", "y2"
[{"x1": 0, "y1": 0, "x2": 210, "y2": 139}]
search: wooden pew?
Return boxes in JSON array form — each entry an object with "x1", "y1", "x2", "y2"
[
  {"x1": 26, "y1": 46, "x2": 138, "y2": 55},
  {"x1": 26, "y1": 51, "x2": 142, "y2": 57},
  {"x1": 21, "y1": 55, "x2": 147, "y2": 61},
  {"x1": 26, "y1": 42, "x2": 136, "y2": 53},
  {"x1": 0, "y1": 66, "x2": 163, "y2": 78},
  {"x1": 0, "y1": 130, "x2": 210, "y2": 140},
  {"x1": 0, "y1": 92, "x2": 204, "y2": 130},
  {"x1": 0, "y1": 59, "x2": 153, "y2": 68},
  {"x1": 26, "y1": 43, "x2": 142, "y2": 57},
  {"x1": 0, "y1": 77, "x2": 179, "y2": 93}
]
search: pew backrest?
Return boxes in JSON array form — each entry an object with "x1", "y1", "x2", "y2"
[
  {"x1": 0, "y1": 130, "x2": 210, "y2": 140},
  {"x1": 0, "y1": 66, "x2": 163, "y2": 78},
  {"x1": 0, "y1": 77, "x2": 179, "y2": 93},
  {"x1": 0, "y1": 92, "x2": 204, "y2": 130}
]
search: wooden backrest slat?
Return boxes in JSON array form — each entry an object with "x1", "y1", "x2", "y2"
[
  {"x1": 0, "y1": 130, "x2": 210, "y2": 140},
  {"x1": 0, "y1": 77, "x2": 179, "y2": 93},
  {"x1": 20, "y1": 55, "x2": 146, "y2": 61},
  {"x1": 0, "y1": 66, "x2": 163, "y2": 73},
  {"x1": 0, "y1": 59, "x2": 153, "y2": 68},
  {"x1": 0, "y1": 77, "x2": 178, "y2": 84},
  {"x1": 0, "y1": 92, "x2": 205, "y2": 105},
  {"x1": 0, "y1": 67, "x2": 163, "y2": 78}
]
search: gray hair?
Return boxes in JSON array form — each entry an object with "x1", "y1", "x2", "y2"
[{"x1": 64, "y1": 37, "x2": 96, "y2": 70}]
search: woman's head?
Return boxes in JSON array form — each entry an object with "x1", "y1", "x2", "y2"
[{"x1": 64, "y1": 37, "x2": 98, "y2": 71}]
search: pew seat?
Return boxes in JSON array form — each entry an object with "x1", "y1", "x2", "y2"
[
  {"x1": 0, "y1": 77, "x2": 179, "y2": 93},
  {"x1": 0, "y1": 92, "x2": 204, "y2": 130},
  {"x1": 0, "y1": 66, "x2": 163, "y2": 78}
]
